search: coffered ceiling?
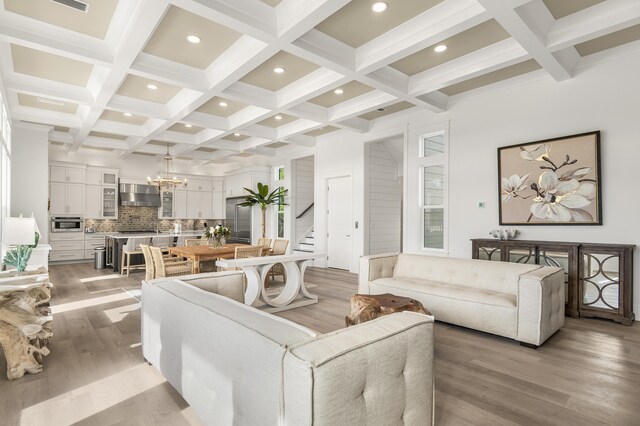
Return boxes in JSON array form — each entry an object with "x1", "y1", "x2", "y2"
[{"x1": 1, "y1": 0, "x2": 638, "y2": 165}]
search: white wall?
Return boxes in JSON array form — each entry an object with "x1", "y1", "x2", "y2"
[
  {"x1": 314, "y1": 135, "x2": 366, "y2": 273},
  {"x1": 366, "y1": 141, "x2": 402, "y2": 254},
  {"x1": 401, "y1": 50, "x2": 640, "y2": 317},
  {"x1": 12, "y1": 124, "x2": 50, "y2": 243},
  {"x1": 293, "y1": 156, "x2": 314, "y2": 243}
]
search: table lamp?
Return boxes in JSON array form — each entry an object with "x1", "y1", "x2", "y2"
[{"x1": 2, "y1": 216, "x2": 38, "y2": 273}]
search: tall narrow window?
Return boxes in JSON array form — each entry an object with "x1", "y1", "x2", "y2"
[
  {"x1": 419, "y1": 131, "x2": 447, "y2": 251},
  {"x1": 274, "y1": 166, "x2": 285, "y2": 238}
]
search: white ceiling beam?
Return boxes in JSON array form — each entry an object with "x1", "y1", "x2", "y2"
[
  {"x1": 129, "y1": 53, "x2": 210, "y2": 91},
  {"x1": 356, "y1": 0, "x2": 488, "y2": 73},
  {"x1": 408, "y1": 38, "x2": 529, "y2": 96},
  {"x1": 75, "y1": 0, "x2": 173, "y2": 152},
  {"x1": 335, "y1": 117, "x2": 369, "y2": 134},
  {"x1": 276, "y1": 0, "x2": 350, "y2": 40},
  {"x1": 0, "y1": 10, "x2": 113, "y2": 66},
  {"x1": 546, "y1": 0, "x2": 640, "y2": 51},
  {"x1": 477, "y1": 0, "x2": 576, "y2": 81}
]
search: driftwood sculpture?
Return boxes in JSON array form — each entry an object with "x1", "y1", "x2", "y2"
[
  {"x1": 345, "y1": 293, "x2": 430, "y2": 326},
  {"x1": 0, "y1": 269, "x2": 52, "y2": 380}
]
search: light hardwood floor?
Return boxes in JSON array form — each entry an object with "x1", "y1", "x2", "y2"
[{"x1": 1, "y1": 263, "x2": 639, "y2": 425}]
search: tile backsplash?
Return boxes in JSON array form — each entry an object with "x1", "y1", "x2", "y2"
[{"x1": 85, "y1": 206, "x2": 224, "y2": 233}]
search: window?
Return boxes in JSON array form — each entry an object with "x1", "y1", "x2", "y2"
[
  {"x1": 274, "y1": 166, "x2": 285, "y2": 238},
  {"x1": 419, "y1": 131, "x2": 447, "y2": 251}
]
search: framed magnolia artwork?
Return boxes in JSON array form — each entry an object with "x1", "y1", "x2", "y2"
[{"x1": 498, "y1": 131, "x2": 602, "y2": 225}]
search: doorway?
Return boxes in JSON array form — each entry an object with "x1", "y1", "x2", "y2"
[{"x1": 327, "y1": 175, "x2": 352, "y2": 270}]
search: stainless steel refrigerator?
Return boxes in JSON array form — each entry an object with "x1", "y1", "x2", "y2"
[{"x1": 226, "y1": 197, "x2": 251, "y2": 243}]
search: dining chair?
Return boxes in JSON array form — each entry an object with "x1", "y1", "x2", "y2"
[
  {"x1": 257, "y1": 238, "x2": 272, "y2": 252},
  {"x1": 220, "y1": 245, "x2": 263, "y2": 272},
  {"x1": 150, "y1": 246, "x2": 194, "y2": 278},
  {"x1": 121, "y1": 237, "x2": 151, "y2": 277},
  {"x1": 140, "y1": 244, "x2": 155, "y2": 281},
  {"x1": 185, "y1": 238, "x2": 209, "y2": 247},
  {"x1": 270, "y1": 239, "x2": 289, "y2": 282}
]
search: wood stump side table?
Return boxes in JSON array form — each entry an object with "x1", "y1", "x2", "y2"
[
  {"x1": 0, "y1": 268, "x2": 53, "y2": 380},
  {"x1": 345, "y1": 293, "x2": 431, "y2": 326}
]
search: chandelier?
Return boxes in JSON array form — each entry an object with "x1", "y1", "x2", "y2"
[{"x1": 147, "y1": 144, "x2": 187, "y2": 189}]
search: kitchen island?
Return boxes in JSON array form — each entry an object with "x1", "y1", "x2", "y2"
[{"x1": 105, "y1": 231, "x2": 205, "y2": 273}]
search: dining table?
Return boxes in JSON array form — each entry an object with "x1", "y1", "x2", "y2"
[{"x1": 168, "y1": 244, "x2": 246, "y2": 274}]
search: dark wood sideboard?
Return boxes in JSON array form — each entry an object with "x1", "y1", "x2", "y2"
[{"x1": 471, "y1": 239, "x2": 634, "y2": 325}]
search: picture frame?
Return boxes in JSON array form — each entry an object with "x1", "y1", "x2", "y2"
[{"x1": 497, "y1": 131, "x2": 602, "y2": 226}]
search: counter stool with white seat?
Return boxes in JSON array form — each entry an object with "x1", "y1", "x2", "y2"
[{"x1": 121, "y1": 237, "x2": 151, "y2": 276}]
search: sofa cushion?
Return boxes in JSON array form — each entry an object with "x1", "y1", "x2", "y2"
[
  {"x1": 156, "y1": 279, "x2": 317, "y2": 346},
  {"x1": 372, "y1": 277, "x2": 516, "y2": 308},
  {"x1": 392, "y1": 254, "x2": 540, "y2": 295}
]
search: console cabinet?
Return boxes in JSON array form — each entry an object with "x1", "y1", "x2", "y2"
[{"x1": 471, "y1": 239, "x2": 634, "y2": 325}]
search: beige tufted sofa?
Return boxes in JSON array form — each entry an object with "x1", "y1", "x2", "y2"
[
  {"x1": 359, "y1": 253, "x2": 565, "y2": 348},
  {"x1": 142, "y1": 276, "x2": 435, "y2": 425}
]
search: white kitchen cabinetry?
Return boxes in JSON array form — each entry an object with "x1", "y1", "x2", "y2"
[
  {"x1": 159, "y1": 190, "x2": 175, "y2": 219},
  {"x1": 188, "y1": 178, "x2": 213, "y2": 192},
  {"x1": 50, "y1": 166, "x2": 85, "y2": 184},
  {"x1": 212, "y1": 179, "x2": 224, "y2": 192},
  {"x1": 175, "y1": 189, "x2": 187, "y2": 219},
  {"x1": 49, "y1": 233, "x2": 85, "y2": 262},
  {"x1": 50, "y1": 182, "x2": 85, "y2": 215},
  {"x1": 212, "y1": 191, "x2": 225, "y2": 219},
  {"x1": 225, "y1": 172, "x2": 253, "y2": 198},
  {"x1": 85, "y1": 185, "x2": 101, "y2": 218},
  {"x1": 187, "y1": 191, "x2": 213, "y2": 219},
  {"x1": 84, "y1": 167, "x2": 118, "y2": 219}
]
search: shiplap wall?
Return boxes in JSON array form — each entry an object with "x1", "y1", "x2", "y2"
[
  {"x1": 368, "y1": 142, "x2": 402, "y2": 254},
  {"x1": 294, "y1": 156, "x2": 314, "y2": 242}
]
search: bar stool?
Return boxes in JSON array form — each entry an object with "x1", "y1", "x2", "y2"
[{"x1": 121, "y1": 237, "x2": 151, "y2": 276}]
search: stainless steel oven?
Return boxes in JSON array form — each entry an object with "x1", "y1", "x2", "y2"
[{"x1": 51, "y1": 216, "x2": 84, "y2": 233}]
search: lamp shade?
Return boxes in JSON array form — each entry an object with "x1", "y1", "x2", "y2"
[{"x1": 2, "y1": 217, "x2": 36, "y2": 245}]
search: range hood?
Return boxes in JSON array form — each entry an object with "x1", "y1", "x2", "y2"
[{"x1": 119, "y1": 183, "x2": 161, "y2": 207}]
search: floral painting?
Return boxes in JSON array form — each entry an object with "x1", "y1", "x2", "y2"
[{"x1": 498, "y1": 131, "x2": 601, "y2": 225}]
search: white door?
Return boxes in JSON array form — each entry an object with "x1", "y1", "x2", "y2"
[
  {"x1": 200, "y1": 191, "x2": 213, "y2": 219},
  {"x1": 212, "y1": 191, "x2": 225, "y2": 219},
  {"x1": 186, "y1": 191, "x2": 200, "y2": 218},
  {"x1": 327, "y1": 176, "x2": 352, "y2": 270},
  {"x1": 175, "y1": 190, "x2": 187, "y2": 219}
]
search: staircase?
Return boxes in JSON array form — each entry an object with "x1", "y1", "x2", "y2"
[{"x1": 294, "y1": 228, "x2": 315, "y2": 253}]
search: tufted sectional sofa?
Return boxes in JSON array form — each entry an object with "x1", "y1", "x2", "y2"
[
  {"x1": 142, "y1": 276, "x2": 435, "y2": 425},
  {"x1": 359, "y1": 253, "x2": 565, "y2": 348}
]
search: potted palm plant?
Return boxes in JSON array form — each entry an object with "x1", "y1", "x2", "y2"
[{"x1": 239, "y1": 183, "x2": 288, "y2": 238}]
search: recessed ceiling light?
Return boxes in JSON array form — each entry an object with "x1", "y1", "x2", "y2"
[
  {"x1": 275, "y1": 115, "x2": 283, "y2": 120},
  {"x1": 219, "y1": 101, "x2": 228, "y2": 107},
  {"x1": 123, "y1": 112, "x2": 132, "y2": 117},
  {"x1": 185, "y1": 124, "x2": 193, "y2": 128},
  {"x1": 146, "y1": 84, "x2": 158, "y2": 90},
  {"x1": 36, "y1": 97, "x2": 65, "y2": 106},
  {"x1": 334, "y1": 88, "x2": 344, "y2": 95},
  {"x1": 434, "y1": 44, "x2": 448, "y2": 53},
  {"x1": 376, "y1": 107, "x2": 387, "y2": 112},
  {"x1": 273, "y1": 67, "x2": 285, "y2": 74},
  {"x1": 186, "y1": 35, "x2": 201, "y2": 44},
  {"x1": 233, "y1": 133, "x2": 241, "y2": 137},
  {"x1": 371, "y1": 2, "x2": 388, "y2": 13}
]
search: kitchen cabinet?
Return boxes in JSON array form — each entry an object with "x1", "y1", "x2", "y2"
[
  {"x1": 159, "y1": 190, "x2": 175, "y2": 218},
  {"x1": 50, "y1": 166, "x2": 85, "y2": 183},
  {"x1": 187, "y1": 191, "x2": 212, "y2": 219},
  {"x1": 225, "y1": 172, "x2": 252, "y2": 198},
  {"x1": 188, "y1": 178, "x2": 213, "y2": 192},
  {"x1": 49, "y1": 233, "x2": 85, "y2": 262},
  {"x1": 213, "y1": 191, "x2": 225, "y2": 219},
  {"x1": 175, "y1": 189, "x2": 187, "y2": 219},
  {"x1": 50, "y1": 182, "x2": 84, "y2": 215},
  {"x1": 85, "y1": 185, "x2": 101, "y2": 218},
  {"x1": 212, "y1": 179, "x2": 224, "y2": 192},
  {"x1": 84, "y1": 168, "x2": 118, "y2": 219}
]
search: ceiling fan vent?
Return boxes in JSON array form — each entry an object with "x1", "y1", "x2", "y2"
[{"x1": 50, "y1": 0, "x2": 89, "y2": 13}]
